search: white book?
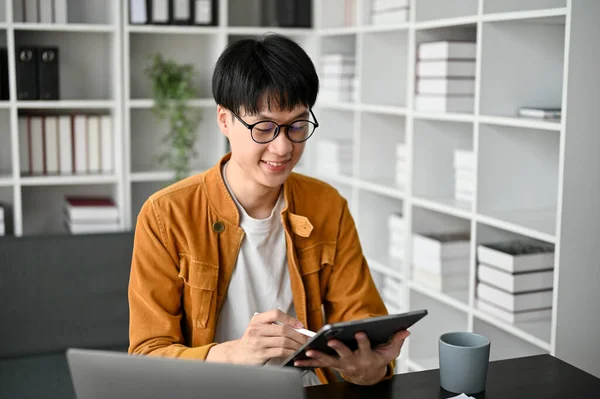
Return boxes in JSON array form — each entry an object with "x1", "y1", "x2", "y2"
[
  {"x1": 396, "y1": 143, "x2": 407, "y2": 157},
  {"x1": 455, "y1": 178, "x2": 475, "y2": 194},
  {"x1": 477, "y1": 282, "x2": 553, "y2": 312},
  {"x1": 73, "y1": 115, "x2": 88, "y2": 174},
  {"x1": 417, "y1": 79, "x2": 475, "y2": 95},
  {"x1": 0, "y1": 222, "x2": 4, "y2": 236},
  {"x1": 30, "y1": 117, "x2": 44, "y2": 174},
  {"x1": 478, "y1": 263, "x2": 554, "y2": 294},
  {"x1": 417, "y1": 61, "x2": 476, "y2": 78},
  {"x1": 100, "y1": 115, "x2": 113, "y2": 173},
  {"x1": 58, "y1": 115, "x2": 73, "y2": 175},
  {"x1": 389, "y1": 246, "x2": 405, "y2": 261},
  {"x1": 322, "y1": 64, "x2": 355, "y2": 76},
  {"x1": 415, "y1": 95, "x2": 474, "y2": 113},
  {"x1": 413, "y1": 268, "x2": 469, "y2": 292},
  {"x1": 44, "y1": 116, "x2": 59, "y2": 174},
  {"x1": 418, "y1": 41, "x2": 476, "y2": 60},
  {"x1": 18, "y1": 117, "x2": 30, "y2": 175},
  {"x1": 64, "y1": 197, "x2": 119, "y2": 222},
  {"x1": 54, "y1": 0, "x2": 68, "y2": 23},
  {"x1": 370, "y1": 8, "x2": 409, "y2": 25},
  {"x1": 322, "y1": 53, "x2": 355, "y2": 63},
  {"x1": 67, "y1": 221, "x2": 121, "y2": 235},
  {"x1": 477, "y1": 241, "x2": 555, "y2": 273},
  {"x1": 412, "y1": 232, "x2": 471, "y2": 260},
  {"x1": 39, "y1": 0, "x2": 53, "y2": 23},
  {"x1": 173, "y1": 0, "x2": 191, "y2": 19},
  {"x1": 518, "y1": 107, "x2": 561, "y2": 119},
  {"x1": 388, "y1": 212, "x2": 404, "y2": 232},
  {"x1": 130, "y1": 0, "x2": 148, "y2": 23},
  {"x1": 151, "y1": 0, "x2": 169, "y2": 23},
  {"x1": 455, "y1": 190, "x2": 475, "y2": 203},
  {"x1": 372, "y1": 0, "x2": 410, "y2": 12},
  {"x1": 87, "y1": 116, "x2": 101, "y2": 174},
  {"x1": 476, "y1": 299, "x2": 552, "y2": 324},
  {"x1": 453, "y1": 149, "x2": 476, "y2": 170},
  {"x1": 24, "y1": 0, "x2": 39, "y2": 23},
  {"x1": 413, "y1": 256, "x2": 470, "y2": 276},
  {"x1": 194, "y1": 0, "x2": 212, "y2": 24},
  {"x1": 455, "y1": 169, "x2": 476, "y2": 183}
]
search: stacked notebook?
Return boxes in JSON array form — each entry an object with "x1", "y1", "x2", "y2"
[
  {"x1": 369, "y1": 0, "x2": 409, "y2": 25},
  {"x1": 388, "y1": 211, "x2": 405, "y2": 265},
  {"x1": 64, "y1": 196, "x2": 120, "y2": 235},
  {"x1": 416, "y1": 41, "x2": 476, "y2": 113},
  {"x1": 316, "y1": 138, "x2": 353, "y2": 176},
  {"x1": 320, "y1": 54, "x2": 358, "y2": 103},
  {"x1": 476, "y1": 240, "x2": 555, "y2": 324},
  {"x1": 454, "y1": 149, "x2": 475, "y2": 203},
  {"x1": 412, "y1": 231, "x2": 471, "y2": 293}
]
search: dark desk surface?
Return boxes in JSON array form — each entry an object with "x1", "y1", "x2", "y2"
[{"x1": 306, "y1": 354, "x2": 600, "y2": 399}]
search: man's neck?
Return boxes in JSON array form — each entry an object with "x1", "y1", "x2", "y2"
[{"x1": 225, "y1": 160, "x2": 282, "y2": 219}]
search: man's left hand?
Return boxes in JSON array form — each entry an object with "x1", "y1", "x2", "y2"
[{"x1": 293, "y1": 330, "x2": 410, "y2": 386}]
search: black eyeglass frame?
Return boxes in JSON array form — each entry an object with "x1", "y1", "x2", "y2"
[{"x1": 230, "y1": 108, "x2": 319, "y2": 144}]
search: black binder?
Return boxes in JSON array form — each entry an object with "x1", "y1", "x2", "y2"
[
  {"x1": 276, "y1": 0, "x2": 297, "y2": 27},
  {"x1": 38, "y1": 47, "x2": 60, "y2": 100},
  {"x1": 0, "y1": 48, "x2": 9, "y2": 100},
  {"x1": 295, "y1": 0, "x2": 312, "y2": 28},
  {"x1": 16, "y1": 47, "x2": 38, "y2": 101}
]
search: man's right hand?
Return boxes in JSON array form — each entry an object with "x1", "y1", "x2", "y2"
[{"x1": 206, "y1": 309, "x2": 309, "y2": 365}]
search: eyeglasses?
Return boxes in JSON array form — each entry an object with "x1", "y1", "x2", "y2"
[{"x1": 230, "y1": 108, "x2": 319, "y2": 144}]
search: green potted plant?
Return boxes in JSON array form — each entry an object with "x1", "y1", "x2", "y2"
[{"x1": 145, "y1": 54, "x2": 202, "y2": 182}]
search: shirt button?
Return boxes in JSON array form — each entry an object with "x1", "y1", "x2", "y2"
[{"x1": 212, "y1": 221, "x2": 225, "y2": 233}]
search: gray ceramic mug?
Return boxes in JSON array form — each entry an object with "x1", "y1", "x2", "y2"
[{"x1": 438, "y1": 332, "x2": 491, "y2": 394}]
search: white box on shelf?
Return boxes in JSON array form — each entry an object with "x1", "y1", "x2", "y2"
[
  {"x1": 416, "y1": 61, "x2": 476, "y2": 78},
  {"x1": 454, "y1": 169, "x2": 476, "y2": 183},
  {"x1": 476, "y1": 299, "x2": 552, "y2": 324},
  {"x1": 370, "y1": 8, "x2": 409, "y2": 25},
  {"x1": 417, "y1": 79, "x2": 476, "y2": 95},
  {"x1": 415, "y1": 95, "x2": 474, "y2": 113},
  {"x1": 453, "y1": 149, "x2": 476, "y2": 170},
  {"x1": 476, "y1": 282, "x2": 553, "y2": 312},
  {"x1": 371, "y1": 0, "x2": 410, "y2": 12},
  {"x1": 412, "y1": 267, "x2": 469, "y2": 292},
  {"x1": 478, "y1": 263, "x2": 554, "y2": 294},
  {"x1": 477, "y1": 241, "x2": 555, "y2": 273},
  {"x1": 322, "y1": 64, "x2": 355, "y2": 75},
  {"x1": 412, "y1": 232, "x2": 471, "y2": 260},
  {"x1": 66, "y1": 221, "x2": 121, "y2": 235},
  {"x1": 322, "y1": 53, "x2": 356, "y2": 63},
  {"x1": 412, "y1": 256, "x2": 469, "y2": 276},
  {"x1": 388, "y1": 212, "x2": 405, "y2": 232},
  {"x1": 418, "y1": 41, "x2": 476, "y2": 61}
]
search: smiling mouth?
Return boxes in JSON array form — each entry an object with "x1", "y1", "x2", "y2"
[{"x1": 262, "y1": 160, "x2": 289, "y2": 167}]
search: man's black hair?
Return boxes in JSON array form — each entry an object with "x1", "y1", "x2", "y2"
[{"x1": 212, "y1": 33, "x2": 319, "y2": 115}]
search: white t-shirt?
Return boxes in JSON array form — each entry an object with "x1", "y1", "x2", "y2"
[{"x1": 215, "y1": 162, "x2": 321, "y2": 386}]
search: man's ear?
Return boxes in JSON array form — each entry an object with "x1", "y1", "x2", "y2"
[{"x1": 216, "y1": 105, "x2": 230, "y2": 138}]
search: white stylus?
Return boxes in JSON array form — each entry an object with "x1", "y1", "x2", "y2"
[{"x1": 253, "y1": 313, "x2": 316, "y2": 338}]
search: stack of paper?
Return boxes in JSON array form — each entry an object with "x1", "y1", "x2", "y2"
[
  {"x1": 320, "y1": 54, "x2": 358, "y2": 102},
  {"x1": 388, "y1": 211, "x2": 405, "y2": 263},
  {"x1": 395, "y1": 142, "x2": 408, "y2": 188},
  {"x1": 64, "y1": 196, "x2": 120, "y2": 235},
  {"x1": 454, "y1": 149, "x2": 475, "y2": 203},
  {"x1": 316, "y1": 138, "x2": 353, "y2": 176},
  {"x1": 370, "y1": 0, "x2": 409, "y2": 25}
]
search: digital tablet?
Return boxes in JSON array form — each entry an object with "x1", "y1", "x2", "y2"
[{"x1": 282, "y1": 309, "x2": 428, "y2": 367}]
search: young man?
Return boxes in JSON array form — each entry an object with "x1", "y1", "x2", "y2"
[{"x1": 128, "y1": 34, "x2": 409, "y2": 386}]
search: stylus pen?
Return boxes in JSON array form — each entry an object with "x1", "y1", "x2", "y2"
[{"x1": 253, "y1": 313, "x2": 317, "y2": 337}]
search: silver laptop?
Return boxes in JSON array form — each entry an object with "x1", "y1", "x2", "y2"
[{"x1": 66, "y1": 348, "x2": 305, "y2": 399}]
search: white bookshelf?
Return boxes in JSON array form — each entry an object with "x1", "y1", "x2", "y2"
[
  {"x1": 310, "y1": 0, "x2": 600, "y2": 378},
  {"x1": 0, "y1": 0, "x2": 598, "y2": 379}
]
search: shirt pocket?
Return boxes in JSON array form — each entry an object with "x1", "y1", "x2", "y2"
[
  {"x1": 297, "y1": 243, "x2": 335, "y2": 311},
  {"x1": 179, "y1": 257, "x2": 218, "y2": 329}
]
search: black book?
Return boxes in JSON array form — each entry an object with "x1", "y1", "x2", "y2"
[
  {"x1": 147, "y1": 0, "x2": 172, "y2": 24},
  {"x1": 295, "y1": 0, "x2": 312, "y2": 28},
  {"x1": 171, "y1": 0, "x2": 192, "y2": 25},
  {"x1": 276, "y1": 0, "x2": 297, "y2": 27},
  {"x1": 16, "y1": 47, "x2": 38, "y2": 101},
  {"x1": 0, "y1": 48, "x2": 9, "y2": 100},
  {"x1": 38, "y1": 47, "x2": 60, "y2": 100}
]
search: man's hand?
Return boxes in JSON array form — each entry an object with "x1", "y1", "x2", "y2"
[
  {"x1": 206, "y1": 309, "x2": 309, "y2": 365},
  {"x1": 293, "y1": 330, "x2": 410, "y2": 386}
]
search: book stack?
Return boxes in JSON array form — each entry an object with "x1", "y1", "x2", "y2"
[
  {"x1": 476, "y1": 240, "x2": 555, "y2": 324},
  {"x1": 130, "y1": 0, "x2": 217, "y2": 26},
  {"x1": 415, "y1": 41, "x2": 476, "y2": 113},
  {"x1": 411, "y1": 232, "x2": 471, "y2": 293},
  {"x1": 388, "y1": 212, "x2": 405, "y2": 263},
  {"x1": 316, "y1": 138, "x2": 353, "y2": 176},
  {"x1": 518, "y1": 107, "x2": 561, "y2": 121},
  {"x1": 395, "y1": 143, "x2": 408, "y2": 188},
  {"x1": 370, "y1": 0, "x2": 409, "y2": 25},
  {"x1": 19, "y1": 114, "x2": 113, "y2": 176},
  {"x1": 320, "y1": 54, "x2": 358, "y2": 103},
  {"x1": 15, "y1": 0, "x2": 67, "y2": 23},
  {"x1": 0, "y1": 205, "x2": 5, "y2": 236},
  {"x1": 64, "y1": 196, "x2": 120, "y2": 235},
  {"x1": 454, "y1": 149, "x2": 475, "y2": 203},
  {"x1": 381, "y1": 276, "x2": 404, "y2": 314}
]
